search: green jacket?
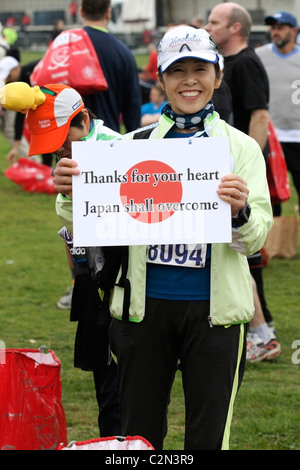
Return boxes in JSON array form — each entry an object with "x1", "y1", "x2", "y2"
[{"x1": 110, "y1": 112, "x2": 273, "y2": 326}]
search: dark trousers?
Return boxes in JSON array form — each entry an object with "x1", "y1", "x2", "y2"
[
  {"x1": 109, "y1": 298, "x2": 246, "y2": 450},
  {"x1": 93, "y1": 360, "x2": 121, "y2": 437}
]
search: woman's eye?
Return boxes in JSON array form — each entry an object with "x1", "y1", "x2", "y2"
[{"x1": 168, "y1": 63, "x2": 184, "y2": 72}]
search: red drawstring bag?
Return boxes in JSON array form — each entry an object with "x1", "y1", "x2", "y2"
[
  {"x1": 0, "y1": 348, "x2": 67, "y2": 450},
  {"x1": 30, "y1": 28, "x2": 108, "y2": 96},
  {"x1": 267, "y1": 121, "x2": 291, "y2": 204},
  {"x1": 4, "y1": 157, "x2": 56, "y2": 194}
]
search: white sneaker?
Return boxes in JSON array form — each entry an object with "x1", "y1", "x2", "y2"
[
  {"x1": 246, "y1": 332, "x2": 281, "y2": 363},
  {"x1": 57, "y1": 287, "x2": 73, "y2": 310}
]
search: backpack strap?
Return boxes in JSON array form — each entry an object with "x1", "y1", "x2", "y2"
[
  {"x1": 115, "y1": 246, "x2": 131, "y2": 335},
  {"x1": 133, "y1": 127, "x2": 155, "y2": 140}
]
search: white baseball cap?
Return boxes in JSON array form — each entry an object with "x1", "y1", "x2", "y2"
[
  {"x1": 158, "y1": 26, "x2": 219, "y2": 73},
  {"x1": 0, "y1": 56, "x2": 19, "y2": 81}
]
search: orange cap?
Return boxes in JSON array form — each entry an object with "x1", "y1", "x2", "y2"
[{"x1": 26, "y1": 84, "x2": 84, "y2": 156}]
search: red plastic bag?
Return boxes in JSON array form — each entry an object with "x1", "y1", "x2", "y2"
[
  {"x1": 0, "y1": 348, "x2": 67, "y2": 450},
  {"x1": 267, "y1": 120, "x2": 291, "y2": 204},
  {"x1": 4, "y1": 157, "x2": 56, "y2": 194},
  {"x1": 57, "y1": 436, "x2": 154, "y2": 450},
  {"x1": 30, "y1": 28, "x2": 108, "y2": 96}
]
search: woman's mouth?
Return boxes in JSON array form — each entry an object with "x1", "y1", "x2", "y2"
[{"x1": 180, "y1": 91, "x2": 201, "y2": 98}]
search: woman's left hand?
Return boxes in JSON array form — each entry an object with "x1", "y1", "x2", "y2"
[{"x1": 217, "y1": 174, "x2": 249, "y2": 218}]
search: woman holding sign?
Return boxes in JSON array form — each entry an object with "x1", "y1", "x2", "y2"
[
  {"x1": 107, "y1": 27, "x2": 272, "y2": 451},
  {"x1": 43, "y1": 27, "x2": 272, "y2": 450}
]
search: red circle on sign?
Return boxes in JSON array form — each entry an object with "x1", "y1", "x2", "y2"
[{"x1": 120, "y1": 160, "x2": 183, "y2": 224}]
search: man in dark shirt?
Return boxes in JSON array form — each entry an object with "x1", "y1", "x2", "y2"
[
  {"x1": 80, "y1": 0, "x2": 141, "y2": 133},
  {"x1": 206, "y1": 2, "x2": 270, "y2": 151},
  {"x1": 206, "y1": 2, "x2": 280, "y2": 361},
  {"x1": 223, "y1": 48, "x2": 269, "y2": 138}
]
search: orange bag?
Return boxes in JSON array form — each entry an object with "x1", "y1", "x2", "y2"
[
  {"x1": 267, "y1": 121, "x2": 291, "y2": 204},
  {"x1": 30, "y1": 28, "x2": 108, "y2": 96},
  {"x1": 0, "y1": 348, "x2": 67, "y2": 450}
]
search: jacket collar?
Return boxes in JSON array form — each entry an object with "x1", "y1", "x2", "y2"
[{"x1": 150, "y1": 111, "x2": 221, "y2": 139}]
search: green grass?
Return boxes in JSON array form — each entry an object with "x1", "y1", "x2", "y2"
[{"x1": 0, "y1": 51, "x2": 299, "y2": 451}]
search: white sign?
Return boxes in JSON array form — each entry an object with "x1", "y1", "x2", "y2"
[{"x1": 72, "y1": 138, "x2": 232, "y2": 247}]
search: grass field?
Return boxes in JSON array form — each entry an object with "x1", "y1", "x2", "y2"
[{"x1": 0, "y1": 50, "x2": 299, "y2": 450}]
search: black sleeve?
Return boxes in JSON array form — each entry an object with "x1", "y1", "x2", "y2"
[
  {"x1": 235, "y1": 55, "x2": 269, "y2": 112},
  {"x1": 14, "y1": 112, "x2": 25, "y2": 141},
  {"x1": 119, "y1": 52, "x2": 141, "y2": 132}
]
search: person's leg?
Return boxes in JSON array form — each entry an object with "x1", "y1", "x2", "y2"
[
  {"x1": 93, "y1": 360, "x2": 121, "y2": 437},
  {"x1": 179, "y1": 301, "x2": 246, "y2": 450},
  {"x1": 249, "y1": 275, "x2": 271, "y2": 342},
  {"x1": 57, "y1": 242, "x2": 75, "y2": 310},
  {"x1": 247, "y1": 277, "x2": 281, "y2": 363},
  {"x1": 248, "y1": 252, "x2": 273, "y2": 324},
  {"x1": 109, "y1": 298, "x2": 178, "y2": 450}
]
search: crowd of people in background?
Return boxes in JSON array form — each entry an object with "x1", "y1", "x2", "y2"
[{"x1": 0, "y1": 0, "x2": 299, "y2": 450}]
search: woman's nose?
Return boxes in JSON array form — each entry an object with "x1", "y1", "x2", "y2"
[{"x1": 185, "y1": 74, "x2": 198, "y2": 86}]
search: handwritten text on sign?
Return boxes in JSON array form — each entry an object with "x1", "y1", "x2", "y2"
[{"x1": 72, "y1": 138, "x2": 231, "y2": 246}]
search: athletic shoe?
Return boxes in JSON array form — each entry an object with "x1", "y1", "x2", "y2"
[
  {"x1": 246, "y1": 333, "x2": 266, "y2": 363},
  {"x1": 262, "y1": 337, "x2": 281, "y2": 361},
  {"x1": 246, "y1": 332, "x2": 281, "y2": 363},
  {"x1": 57, "y1": 286, "x2": 73, "y2": 310}
]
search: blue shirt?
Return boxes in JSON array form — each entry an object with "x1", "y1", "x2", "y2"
[{"x1": 146, "y1": 128, "x2": 211, "y2": 301}]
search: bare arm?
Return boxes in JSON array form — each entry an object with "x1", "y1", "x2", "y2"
[
  {"x1": 6, "y1": 140, "x2": 21, "y2": 164},
  {"x1": 248, "y1": 109, "x2": 269, "y2": 151}
]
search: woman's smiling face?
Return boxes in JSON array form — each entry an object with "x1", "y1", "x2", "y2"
[{"x1": 158, "y1": 58, "x2": 221, "y2": 116}]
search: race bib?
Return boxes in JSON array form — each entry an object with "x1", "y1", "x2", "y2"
[{"x1": 147, "y1": 244, "x2": 208, "y2": 268}]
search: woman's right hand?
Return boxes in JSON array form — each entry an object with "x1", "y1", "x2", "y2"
[{"x1": 53, "y1": 158, "x2": 80, "y2": 195}]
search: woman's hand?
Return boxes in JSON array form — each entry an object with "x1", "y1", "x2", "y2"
[
  {"x1": 53, "y1": 158, "x2": 80, "y2": 196},
  {"x1": 217, "y1": 174, "x2": 249, "y2": 218}
]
